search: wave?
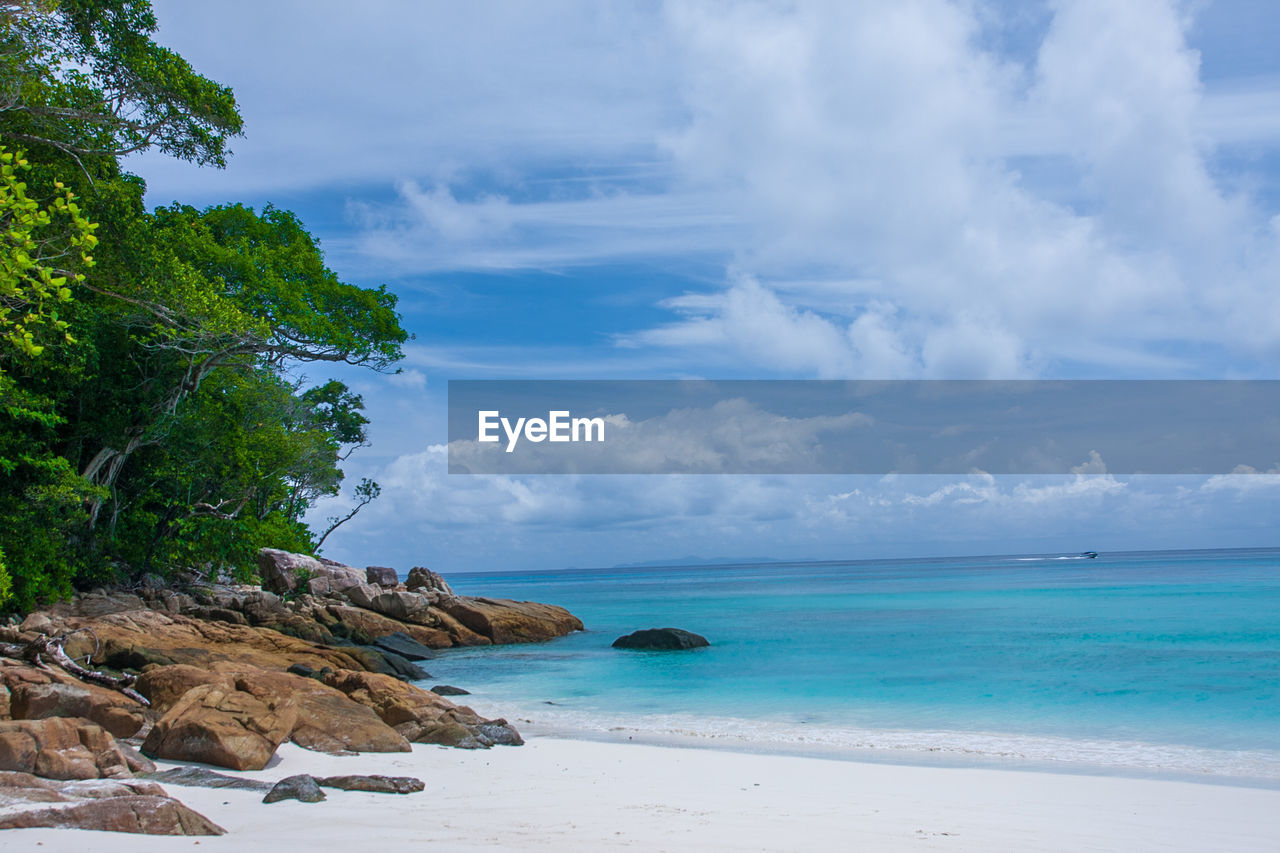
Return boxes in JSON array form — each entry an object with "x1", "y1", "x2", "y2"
[{"x1": 476, "y1": 695, "x2": 1280, "y2": 785}]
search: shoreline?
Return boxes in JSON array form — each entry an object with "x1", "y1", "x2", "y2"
[
  {"x1": 458, "y1": 692, "x2": 1280, "y2": 790},
  {"x1": 8, "y1": 735, "x2": 1280, "y2": 851}
]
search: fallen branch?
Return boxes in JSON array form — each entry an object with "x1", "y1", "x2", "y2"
[{"x1": 0, "y1": 633, "x2": 150, "y2": 707}]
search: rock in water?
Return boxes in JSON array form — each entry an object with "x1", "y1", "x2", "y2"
[
  {"x1": 430, "y1": 684, "x2": 470, "y2": 696},
  {"x1": 612, "y1": 628, "x2": 710, "y2": 650},
  {"x1": 372, "y1": 631, "x2": 436, "y2": 661},
  {"x1": 263, "y1": 773, "x2": 326, "y2": 803}
]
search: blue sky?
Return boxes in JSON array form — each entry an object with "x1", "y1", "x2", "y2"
[{"x1": 127, "y1": 0, "x2": 1280, "y2": 571}]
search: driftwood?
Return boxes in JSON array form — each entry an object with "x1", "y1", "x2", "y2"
[{"x1": 0, "y1": 631, "x2": 150, "y2": 707}]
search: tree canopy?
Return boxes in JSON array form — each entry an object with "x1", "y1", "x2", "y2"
[{"x1": 0, "y1": 0, "x2": 407, "y2": 611}]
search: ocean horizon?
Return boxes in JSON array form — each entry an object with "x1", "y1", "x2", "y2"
[{"x1": 427, "y1": 546, "x2": 1280, "y2": 786}]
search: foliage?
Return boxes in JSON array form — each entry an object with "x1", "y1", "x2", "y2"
[
  {"x1": 1, "y1": 0, "x2": 242, "y2": 165},
  {"x1": 0, "y1": 143, "x2": 98, "y2": 359}
]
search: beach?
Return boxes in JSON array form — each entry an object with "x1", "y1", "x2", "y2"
[{"x1": 8, "y1": 736, "x2": 1280, "y2": 852}]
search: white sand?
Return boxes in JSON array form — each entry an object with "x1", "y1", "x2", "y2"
[{"x1": 10, "y1": 737, "x2": 1280, "y2": 852}]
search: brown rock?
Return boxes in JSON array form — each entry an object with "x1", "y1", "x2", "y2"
[
  {"x1": 429, "y1": 608, "x2": 493, "y2": 647},
  {"x1": 135, "y1": 664, "x2": 234, "y2": 712},
  {"x1": 322, "y1": 669, "x2": 522, "y2": 749},
  {"x1": 74, "y1": 608, "x2": 376, "y2": 675},
  {"x1": 228, "y1": 667, "x2": 410, "y2": 754},
  {"x1": 8, "y1": 680, "x2": 146, "y2": 738},
  {"x1": 0, "y1": 717, "x2": 132, "y2": 779},
  {"x1": 0, "y1": 789, "x2": 224, "y2": 835},
  {"x1": 142, "y1": 683, "x2": 297, "y2": 771},
  {"x1": 441, "y1": 596, "x2": 583, "y2": 644}
]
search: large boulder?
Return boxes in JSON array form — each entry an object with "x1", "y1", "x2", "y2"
[
  {"x1": 0, "y1": 772, "x2": 225, "y2": 835},
  {"x1": 0, "y1": 717, "x2": 133, "y2": 780},
  {"x1": 229, "y1": 667, "x2": 411, "y2": 755},
  {"x1": 135, "y1": 664, "x2": 235, "y2": 712},
  {"x1": 441, "y1": 597, "x2": 584, "y2": 644},
  {"x1": 136, "y1": 663, "x2": 410, "y2": 755},
  {"x1": 257, "y1": 548, "x2": 364, "y2": 595},
  {"x1": 322, "y1": 669, "x2": 523, "y2": 749},
  {"x1": 612, "y1": 627, "x2": 710, "y2": 650},
  {"x1": 2, "y1": 664, "x2": 147, "y2": 737},
  {"x1": 141, "y1": 683, "x2": 297, "y2": 771}
]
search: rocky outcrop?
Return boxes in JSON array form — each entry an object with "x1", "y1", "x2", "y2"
[
  {"x1": 612, "y1": 627, "x2": 710, "y2": 650},
  {"x1": 0, "y1": 549, "x2": 581, "y2": 784},
  {"x1": 141, "y1": 683, "x2": 297, "y2": 771},
  {"x1": 0, "y1": 717, "x2": 135, "y2": 780},
  {"x1": 0, "y1": 772, "x2": 224, "y2": 835}
]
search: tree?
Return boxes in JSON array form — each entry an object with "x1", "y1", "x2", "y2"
[{"x1": 1, "y1": 0, "x2": 242, "y2": 168}]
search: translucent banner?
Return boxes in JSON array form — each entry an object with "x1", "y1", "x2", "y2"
[{"x1": 446, "y1": 380, "x2": 1280, "y2": 475}]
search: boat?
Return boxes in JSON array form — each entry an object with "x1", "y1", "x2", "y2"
[{"x1": 1080, "y1": 551, "x2": 1098, "y2": 559}]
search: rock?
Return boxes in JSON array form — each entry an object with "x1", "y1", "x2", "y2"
[
  {"x1": 317, "y1": 774, "x2": 424, "y2": 794},
  {"x1": 0, "y1": 717, "x2": 133, "y2": 779},
  {"x1": 3, "y1": 665, "x2": 147, "y2": 737},
  {"x1": 326, "y1": 604, "x2": 455, "y2": 649},
  {"x1": 259, "y1": 548, "x2": 366, "y2": 596},
  {"x1": 612, "y1": 627, "x2": 710, "y2": 650},
  {"x1": 366, "y1": 565, "x2": 399, "y2": 587},
  {"x1": 136, "y1": 664, "x2": 235, "y2": 713},
  {"x1": 141, "y1": 683, "x2": 297, "y2": 771},
  {"x1": 240, "y1": 590, "x2": 286, "y2": 624},
  {"x1": 72, "y1": 608, "x2": 391, "y2": 676},
  {"x1": 430, "y1": 685, "x2": 470, "y2": 696},
  {"x1": 373, "y1": 631, "x2": 436, "y2": 661},
  {"x1": 258, "y1": 548, "x2": 327, "y2": 595},
  {"x1": 405, "y1": 567, "x2": 454, "y2": 596},
  {"x1": 441, "y1": 596, "x2": 584, "y2": 644},
  {"x1": 330, "y1": 642, "x2": 429, "y2": 681},
  {"x1": 144, "y1": 765, "x2": 273, "y2": 791},
  {"x1": 288, "y1": 663, "x2": 321, "y2": 679},
  {"x1": 347, "y1": 584, "x2": 433, "y2": 621},
  {"x1": 226, "y1": 667, "x2": 410, "y2": 755},
  {"x1": 18, "y1": 612, "x2": 54, "y2": 634},
  {"x1": 322, "y1": 669, "x2": 522, "y2": 749},
  {"x1": 263, "y1": 773, "x2": 326, "y2": 803},
  {"x1": 0, "y1": 771, "x2": 224, "y2": 835}
]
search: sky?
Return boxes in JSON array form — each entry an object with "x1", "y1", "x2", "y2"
[{"x1": 126, "y1": 0, "x2": 1280, "y2": 572}]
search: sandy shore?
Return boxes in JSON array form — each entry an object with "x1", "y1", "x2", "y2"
[{"x1": 8, "y1": 737, "x2": 1280, "y2": 852}]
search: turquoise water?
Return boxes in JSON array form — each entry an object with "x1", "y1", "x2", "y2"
[{"x1": 427, "y1": 548, "x2": 1280, "y2": 779}]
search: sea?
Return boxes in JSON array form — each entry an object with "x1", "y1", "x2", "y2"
[{"x1": 423, "y1": 547, "x2": 1280, "y2": 785}]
